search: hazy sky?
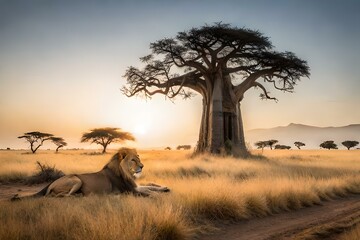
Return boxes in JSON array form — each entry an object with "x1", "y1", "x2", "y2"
[{"x1": 1, "y1": 0, "x2": 359, "y2": 149}]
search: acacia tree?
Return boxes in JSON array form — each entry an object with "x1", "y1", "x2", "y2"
[
  {"x1": 81, "y1": 128, "x2": 135, "y2": 153},
  {"x1": 254, "y1": 141, "x2": 267, "y2": 151},
  {"x1": 123, "y1": 23, "x2": 310, "y2": 155},
  {"x1": 50, "y1": 137, "x2": 67, "y2": 153},
  {"x1": 341, "y1": 140, "x2": 359, "y2": 150},
  {"x1": 18, "y1": 132, "x2": 53, "y2": 153},
  {"x1": 267, "y1": 139, "x2": 279, "y2": 150},
  {"x1": 320, "y1": 141, "x2": 338, "y2": 150},
  {"x1": 275, "y1": 144, "x2": 291, "y2": 150},
  {"x1": 294, "y1": 141, "x2": 305, "y2": 149}
]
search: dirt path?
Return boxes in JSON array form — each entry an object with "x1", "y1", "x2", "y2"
[
  {"x1": 0, "y1": 182, "x2": 48, "y2": 200},
  {"x1": 199, "y1": 195, "x2": 360, "y2": 240}
]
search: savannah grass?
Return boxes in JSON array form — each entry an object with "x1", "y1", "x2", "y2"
[
  {"x1": 0, "y1": 149, "x2": 360, "y2": 239},
  {"x1": 340, "y1": 224, "x2": 360, "y2": 240}
]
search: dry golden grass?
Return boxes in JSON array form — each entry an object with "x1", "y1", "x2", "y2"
[
  {"x1": 0, "y1": 149, "x2": 360, "y2": 239},
  {"x1": 340, "y1": 224, "x2": 360, "y2": 240}
]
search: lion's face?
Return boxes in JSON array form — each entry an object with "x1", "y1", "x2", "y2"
[
  {"x1": 128, "y1": 154, "x2": 143, "y2": 179},
  {"x1": 119, "y1": 149, "x2": 144, "y2": 179}
]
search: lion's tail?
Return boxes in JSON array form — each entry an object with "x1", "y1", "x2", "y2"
[{"x1": 10, "y1": 183, "x2": 51, "y2": 201}]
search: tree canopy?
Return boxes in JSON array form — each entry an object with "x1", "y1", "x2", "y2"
[
  {"x1": 320, "y1": 141, "x2": 338, "y2": 150},
  {"x1": 341, "y1": 140, "x2": 359, "y2": 150},
  {"x1": 18, "y1": 132, "x2": 53, "y2": 153},
  {"x1": 122, "y1": 23, "x2": 309, "y2": 155},
  {"x1": 254, "y1": 140, "x2": 279, "y2": 150},
  {"x1": 50, "y1": 137, "x2": 67, "y2": 152},
  {"x1": 254, "y1": 141, "x2": 267, "y2": 150},
  {"x1": 123, "y1": 23, "x2": 309, "y2": 101},
  {"x1": 275, "y1": 144, "x2": 291, "y2": 150},
  {"x1": 267, "y1": 140, "x2": 279, "y2": 150},
  {"x1": 294, "y1": 141, "x2": 305, "y2": 149},
  {"x1": 81, "y1": 128, "x2": 135, "y2": 153}
]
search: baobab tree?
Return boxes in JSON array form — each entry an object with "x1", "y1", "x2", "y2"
[
  {"x1": 81, "y1": 128, "x2": 135, "y2": 153},
  {"x1": 50, "y1": 137, "x2": 67, "y2": 153},
  {"x1": 122, "y1": 23, "x2": 310, "y2": 155},
  {"x1": 18, "y1": 132, "x2": 53, "y2": 153}
]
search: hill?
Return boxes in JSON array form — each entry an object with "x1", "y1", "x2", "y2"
[{"x1": 245, "y1": 123, "x2": 360, "y2": 149}]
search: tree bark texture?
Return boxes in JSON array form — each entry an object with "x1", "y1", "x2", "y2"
[{"x1": 195, "y1": 72, "x2": 248, "y2": 156}]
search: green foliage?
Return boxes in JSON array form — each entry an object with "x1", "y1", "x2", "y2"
[{"x1": 320, "y1": 141, "x2": 338, "y2": 150}]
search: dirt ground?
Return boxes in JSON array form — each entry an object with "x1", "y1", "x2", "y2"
[
  {"x1": 199, "y1": 195, "x2": 360, "y2": 240},
  {"x1": 0, "y1": 182, "x2": 48, "y2": 200}
]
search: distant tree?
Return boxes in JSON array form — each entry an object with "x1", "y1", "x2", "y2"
[
  {"x1": 341, "y1": 140, "x2": 359, "y2": 150},
  {"x1": 267, "y1": 140, "x2": 279, "y2": 150},
  {"x1": 18, "y1": 132, "x2": 53, "y2": 154},
  {"x1": 50, "y1": 137, "x2": 67, "y2": 153},
  {"x1": 81, "y1": 128, "x2": 135, "y2": 154},
  {"x1": 176, "y1": 145, "x2": 191, "y2": 150},
  {"x1": 254, "y1": 141, "x2": 267, "y2": 151},
  {"x1": 275, "y1": 144, "x2": 291, "y2": 150},
  {"x1": 165, "y1": 146, "x2": 172, "y2": 150},
  {"x1": 294, "y1": 141, "x2": 305, "y2": 149},
  {"x1": 320, "y1": 141, "x2": 338, "y2": 150}
]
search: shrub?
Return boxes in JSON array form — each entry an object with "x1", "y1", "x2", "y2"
[{"x1": 26, "y1": 161, "x2": 64, "y2": 184}]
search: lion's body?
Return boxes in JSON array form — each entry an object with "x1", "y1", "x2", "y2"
[
  {"x1": 12, "y1": 148, "x2": 169, "y2": 200},
  {"x1": 46, "y1": 175, "x2": 82, "y2": 197}
]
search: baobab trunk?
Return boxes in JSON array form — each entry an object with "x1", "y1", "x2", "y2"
[
  {"x1": 207, "y1": 74, "x2": 224, "y2": 153},
  {"x1": 195, "y1": 73, "x2": 248, "y2": 156},
  {"x1": 197, "y1": 98, "x2": 209, "y2": 153},
  {"x1": 196, "y1": 100, "x2": 248, "y2": 155}
]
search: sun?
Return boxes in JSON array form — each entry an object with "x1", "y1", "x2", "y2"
[{"x1": 133, "y1": 125, "x2": 148, "y2": 136}]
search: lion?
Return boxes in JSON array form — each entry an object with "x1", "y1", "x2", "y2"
[{"x1": 11, "y1": 148, "x2": 169, "y2": 200}]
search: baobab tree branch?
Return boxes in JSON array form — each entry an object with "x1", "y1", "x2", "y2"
[
  {"x1": 151, "y1": 39, "x2": 209, "y2": 74},
  {"x1": 234, "y1": 68, "x2": 276, "y2": 99},
  {"x1": 265, "y1": 76, "x2": 295, "y2": 92},
  {"x1": 252, "y1": 82, "x2": 278, "y2": 102},
  {"x1": 225, "y1": 64, "x2": 259, "y2": 74},
  {"x1": 122, "y1": 70, "x2": 206, "y2": 99}
]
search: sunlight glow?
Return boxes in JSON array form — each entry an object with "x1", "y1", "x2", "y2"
[{"x1": 133, "y1": 124, "x2": 148, "y2": 136}]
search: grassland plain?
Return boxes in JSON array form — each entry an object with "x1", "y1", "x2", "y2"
[{"x1": 0, "y1": 149, "x2": 359, "y2": 239}]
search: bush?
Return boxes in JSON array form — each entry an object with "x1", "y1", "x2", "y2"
[
  {"x1": 176, "y1": 145, "x2": 191, "y2": 150},
  {"x1": 26, "y1": 161, "x2": 64, "y2": 184}
]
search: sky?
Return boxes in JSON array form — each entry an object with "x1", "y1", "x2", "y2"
[{"x1": 0, "y1": 0, "x2": 359, "y2": 150}]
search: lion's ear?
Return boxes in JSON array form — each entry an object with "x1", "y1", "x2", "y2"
[
  {"x1": 118, "y1": 148, "x2": 128, "y2": 160},
  {"x1": 110, "y1": 152, "x2": 121, "y2": 162}
]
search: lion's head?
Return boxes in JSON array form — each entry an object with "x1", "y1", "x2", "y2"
[{"x1": 107, "y1": 148, "x2": 143, "y2": 179}]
